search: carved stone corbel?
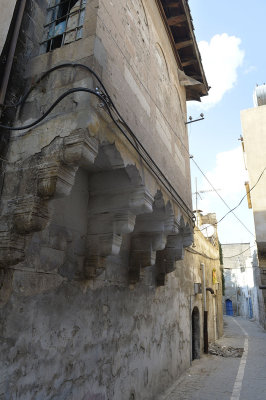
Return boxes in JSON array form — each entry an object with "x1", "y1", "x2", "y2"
[
  {"x1": 62, "y1": 128, "x2": 98, "y2": 169},
  {"x1": 83, "y1": 165, "x2": 154, "y2": 279},
  {"x1": 37, "y1": 162, "x2": 78, "y2": 199},
  {"x1": 156, "y1": 217, "x2": 194, "y2": 286},
  {"x1": 9, "y1": 195, "x2": 49, "y2": 234},
  {"x1": 128, "y1": 192, "x2": 175, "y2": 284},
  {"x1": 0, "y1": 228, "x2": 25, "y2": 267}
]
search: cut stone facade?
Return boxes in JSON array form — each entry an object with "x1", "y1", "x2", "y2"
[
  {"x1": 0, "y1": 1, "x2": 216, "y2": 399},
  {"x1": 241, "y1": 90, "x2": 266, "y2": 329}
]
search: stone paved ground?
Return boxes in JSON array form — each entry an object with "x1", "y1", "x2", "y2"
[{"x1": 158, "y1": 316, "x2": 266, "y2": 400}]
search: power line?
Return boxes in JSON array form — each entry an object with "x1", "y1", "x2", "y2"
[
  {"x1": 191, "y1": 158, "x2": 255, "y2": 237},
  {"x1": 0, "y1": 62, "x2": 256, "y2": 238},
  {"x1": 186, "y1": 247, "x2": 219, "y2": 260},
  {"x1": 215, "y1": 166, "x2": 266, "y2": 225},
  {"x1": 223, "y1": 244, "x2": 257, "y2": 259},
  {"x1": 0, "y1": 64, "x2": 194, "y2": 221}
]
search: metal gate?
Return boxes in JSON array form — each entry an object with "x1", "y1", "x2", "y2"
[
  {"x1": 249, "y1": 297, "x2": 253, "y2": 319},
  {"x1": 225, "y1": 299, "x2": 233, "y2": 316}
]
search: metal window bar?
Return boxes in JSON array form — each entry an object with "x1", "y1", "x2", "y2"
[{"x1": 40, "y1": 0, "x2": 86, "y2": 52}]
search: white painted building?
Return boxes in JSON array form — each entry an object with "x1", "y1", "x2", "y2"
[{"x1": 222, "y1": 243, "x2": 257, "y2": 319}]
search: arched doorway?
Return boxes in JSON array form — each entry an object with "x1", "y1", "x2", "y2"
[
  {"x1": 192, "y1": 307, "x2": 200, "y2": 360},
  {"x1": 225, "y1": 299, "x2": 233, "y2": 316}
]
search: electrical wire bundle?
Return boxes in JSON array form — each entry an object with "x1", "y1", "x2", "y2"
[{"x1": 0, "y1": 63, "x2": 194, "y2": 223}]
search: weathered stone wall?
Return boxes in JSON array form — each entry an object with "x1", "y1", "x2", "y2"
[
  {"x1": 0, "y1": 168, "x2": 194, "y2": 400},
  {"x1": 15, "y1": 0, "x2": 191, "y2": 207},
  {"x1": 186, "y1": 229, "x2": 224, "y2": 346},
  {"x1": 0, "y1": 1, "x2": 208, "y2": 399},
  {"x1": 0, "y1": 182, "x2": 223, "y2": 399}
]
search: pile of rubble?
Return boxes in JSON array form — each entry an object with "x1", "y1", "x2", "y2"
[{"x1": 208, "y1": 343, "x2": 244, "y2": 358}]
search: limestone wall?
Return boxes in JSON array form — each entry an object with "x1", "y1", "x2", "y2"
[
  {"x1": 0, "y1": 168, "x2": 194, "y2": 400},
  {"x1": 241, "y1": 106, "x2": 266, "y2": 247},
  {"x1": 0, "y1": 1, "x2": 205, "y2": 399},
  {"x1": 12, "y1": 0, "x2": 191, "y2": 208},
  {"x1": 186, "y1": 230, "x2": 224, "y2": 345}
]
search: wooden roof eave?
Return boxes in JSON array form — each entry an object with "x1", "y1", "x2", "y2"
[
  {"x1": 180, "y1": 0, "x2": 208, "y2": 95},
  {"x1": 156, "y1": 0, "x2": 209, "y2": 99},
  {"x1": 155, "y1": 0, "x2": 183, "y2": 70}
]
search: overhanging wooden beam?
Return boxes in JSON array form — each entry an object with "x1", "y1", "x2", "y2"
[
  {"x1": 175, "y1": 39, "x2": 193, "y2": 50},
  {"x1": 185, "y1": 88, "x2": 201, "y2": 101},
  {"x1": 182, "y1": 58, "x2": 197, "y2": 67},
  {"x1": 167, "y1": 14, "x2": 187, "y2": 26},
  {"x1": 166, "y1": 2, "x2": 180, "y2": 8}
]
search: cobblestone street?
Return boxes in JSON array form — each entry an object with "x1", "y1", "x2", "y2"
[{"x1": 158, "y1": 316, "x2": 266, "y2": 400}]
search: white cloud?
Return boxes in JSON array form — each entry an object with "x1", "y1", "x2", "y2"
[
  {"x1": 244, "y1": 65, "x2": 257, "y2": 75},
  {"x1": 193, "y1": 33, "x2": 245, "y2": 108},
  {"x1": 194, "y1": 146, "x2": 255, "y2": 242},
  {"x1": 196, "y1": 146, "x2": 248, "y2": 212}
]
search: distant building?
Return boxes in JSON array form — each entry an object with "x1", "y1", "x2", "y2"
[
  {"x1": 240, "y1": 88, "x2": 266, "y2": 328},
  {"x1": 189, "y1": 212, "x2": 224, "y2": 353},
  {"x1": 222, "y1": 243, "x2": 258, "y2": 320}
]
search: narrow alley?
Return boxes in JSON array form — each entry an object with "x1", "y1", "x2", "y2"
[{"x1": 159, "y1": 316, "x2": 266, "y2": 400}]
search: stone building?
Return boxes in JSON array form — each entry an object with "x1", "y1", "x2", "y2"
[
  {"x1": 241, "y1": 84, "x2": 266, "y2": 329},
  {"x1": 0, "y1": 1, "x2": 213, "y2": 399},
  {"x1": 187, "y1": 212, "x2": 224, "y2": 357}
]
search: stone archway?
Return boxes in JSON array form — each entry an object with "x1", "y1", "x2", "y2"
[{"x1": 192, "y1": 306, "x2": 200, "y2": 360}]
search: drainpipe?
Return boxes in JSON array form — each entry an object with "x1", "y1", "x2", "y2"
[
  {"x1": 0, "y1": 0, "x2": 27, "y2": 105},
  {"x1": 201, "y1": 262, "x2": 208, "y2": 353}
]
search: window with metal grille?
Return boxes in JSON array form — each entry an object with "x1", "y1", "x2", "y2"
[{"x1": 40, "y1": 0, "x2": 87, "y2": 53}]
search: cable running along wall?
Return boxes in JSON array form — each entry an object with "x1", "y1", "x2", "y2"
[{"x1": 0, "y1": 63, "x2": 194, "y2": 224}]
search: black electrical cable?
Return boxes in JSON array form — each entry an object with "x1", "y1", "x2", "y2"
[
  {"x1": 4, "y1": 62, "x2": 259, "y2": 230},
  {"x1": 223, "y1": 244, "x2": 257, "y2": 259},
  {"x1": 0, "y1": 83, "x2": 194, "y2": 221},
  {"x1": 191, "y1": 158, "x2": 255, "y2": 237},
  {"x1": 186, "y1": 247, "x2": 219, "y2": 261},
  {"x1": 196, "y1": 166, "x2": 266, "y2": 235},
  {"x1": 215, "y1": 166, "x2": 266, "y2": 225},
  {"x1": 1, "y1": 62, "x2": 255, "y2": 235},
  {"x1": 0, "y1": 63, "x2": 111, "y2": 110},
  {"x1": 1, "y1": 61, "x2": 245, "y2": 228},
  {"x1": 0, "y1": 88, "x2": 101, "y2": 131}
]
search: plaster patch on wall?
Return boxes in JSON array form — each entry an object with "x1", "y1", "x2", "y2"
[
  {"x1": 174, "y1": 143, "x2": 186, "y2": 178},
  {"x1": 156, "y1": 109, "x2": 172, "y2": 153},
  {"x1": 13, "y1": 270, "x2": 64, "y2": 297},
  {"x1": 124, "y1": 66, "x2": 150, "y2": 116}
]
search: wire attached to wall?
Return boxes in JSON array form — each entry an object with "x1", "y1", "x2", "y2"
[
  {"x1": 0, "y1": 62, "x2": 259, "y2": 237},
  {"x1": 0, "y1": 63, "x2": 194, "y2": 222}
]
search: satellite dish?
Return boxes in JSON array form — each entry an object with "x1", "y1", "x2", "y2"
[{"x1": 200, "y1": 224, "x2": 215, "y2": 238}]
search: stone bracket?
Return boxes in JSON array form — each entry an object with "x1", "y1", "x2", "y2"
[
  {"x1": 62, "y1": 128, "x2": 98, "y2": 168},
  {"x1": 0, "y1": 229, "x2": 25, "y2": 268},
  {"x1": 156, "y1": 218, "x2": 194, "y2": 286},
  {"x1": 10, "y1": 195, "x2": 49, "y2": 234},
  {"x1": 37, "y1": 163, "x2": 78, "y2": 199}
]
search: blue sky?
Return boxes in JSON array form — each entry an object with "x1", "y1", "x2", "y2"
[{"x1": 187, "y1": 0, "x2": 266, "y2": 244}]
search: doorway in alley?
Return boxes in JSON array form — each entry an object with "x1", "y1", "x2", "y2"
[
  {"x1": 225, "y1": 299, "x2": 233, "y2": 316},
  {"x1": 192, "y1": 307, "x2": 200, "y2": 360}
]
